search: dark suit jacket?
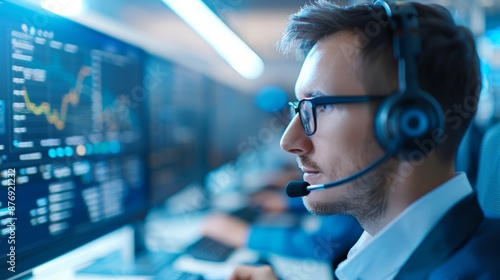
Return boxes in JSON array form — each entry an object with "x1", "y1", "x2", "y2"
[{"x1": 395, "y1": 193, "x2": 500, "y2": 280}]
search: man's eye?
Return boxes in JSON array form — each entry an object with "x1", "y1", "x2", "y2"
[{"x1": 318, "y1": 104, "x2": 334, "y2": 112}]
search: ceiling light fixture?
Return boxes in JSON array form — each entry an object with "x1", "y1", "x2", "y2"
[{"x1": 161, "y1": 0, "x2": 265, "y2": 80}]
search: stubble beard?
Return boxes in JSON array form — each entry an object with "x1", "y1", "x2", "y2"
[{"x1": 302, "y1": 137, "x2": 394, "y2": 227}]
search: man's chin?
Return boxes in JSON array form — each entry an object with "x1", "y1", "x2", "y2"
[
  {"x1": 302, "y1": 196, "x2": 348, "y2": 216},
  {"x1": 303, "y1": 201, "x2": 333, "y2": 215}
]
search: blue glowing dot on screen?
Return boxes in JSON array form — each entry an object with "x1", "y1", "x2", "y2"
[
  {"x1": 255, "y1": 86, "x2": 288, "y2": 112},
  {"x1": 48, "y1": 149, "x2": 57, "y2": 159},
  {"x1": 56, "y1": 147, "x2": 65, "y2": 158},
  {"x1": 65, "y1": 147, "x2": 73, "y2": 157}
]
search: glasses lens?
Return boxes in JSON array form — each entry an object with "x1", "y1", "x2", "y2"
[{"x1": 299, "y1": 100, "x2": 315, "y2": 135}]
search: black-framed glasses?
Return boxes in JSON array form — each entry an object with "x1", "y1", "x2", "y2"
[{"x1": 289, "y1": 95, "x2": 387, "y2": 136}]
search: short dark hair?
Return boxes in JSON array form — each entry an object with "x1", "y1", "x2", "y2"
[{"x1": 279, "y1": 0, "x2": 481, "y2": 161}]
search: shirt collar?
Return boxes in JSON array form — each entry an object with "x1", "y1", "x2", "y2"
[{"x1": 336, "y1": 172, "x2": 473, "y2": 280}]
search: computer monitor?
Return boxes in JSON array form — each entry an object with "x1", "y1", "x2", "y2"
[
  {"x1": 146, "y1": 56, "x2": 209, "y2": 206},
  {"x1": 0, "y1": 2, "x2": 149, "y2": 279}
]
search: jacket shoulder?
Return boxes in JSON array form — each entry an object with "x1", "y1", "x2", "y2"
[{"x1": 429, "y1": 218, "x2": 500, "y2": 279}]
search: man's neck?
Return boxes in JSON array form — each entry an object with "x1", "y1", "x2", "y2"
[{"x1": 362, "y1": 158, "x2": 455, "y2": 236}]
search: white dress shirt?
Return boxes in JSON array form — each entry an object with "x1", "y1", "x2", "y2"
[{"x1": 335, "y1": 172, "x2": 473, "y2": 280}]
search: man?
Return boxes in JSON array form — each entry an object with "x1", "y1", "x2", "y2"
[{"x1": 230, "y1": 0, "x2": 500, "y2": 279}]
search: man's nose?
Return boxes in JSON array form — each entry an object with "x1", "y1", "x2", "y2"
[{"x1": 280, "y1": 115, "x2": 312, "y2": 155}]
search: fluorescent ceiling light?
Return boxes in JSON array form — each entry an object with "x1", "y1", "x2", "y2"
[
  {"x1": 40, "y1": 0, "x2": 83, "y2": 16},
  {"x1": 161, "y1": 0, "x2": 265, "y2": 80}
]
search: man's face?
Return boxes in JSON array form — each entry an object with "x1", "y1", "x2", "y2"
[{"x1": 280, "y1": 31, "x2": 392, "y2": 218}]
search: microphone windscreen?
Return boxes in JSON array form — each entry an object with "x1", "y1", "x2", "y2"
[{"x1": 286, "y1": 181, "x2": 311, "y2": 198}]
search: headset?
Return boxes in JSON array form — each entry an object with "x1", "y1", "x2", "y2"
[
  {"x1": 373, "y1": 0, "x2": 444, "y2": 159},
  {"x1": 286, "y1": 0, "x2": 445, "y2": 198}
]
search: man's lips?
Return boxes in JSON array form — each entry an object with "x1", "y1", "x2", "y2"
[
  {"x1": 302, "y1": 170, "x2": 322, "y2": 184},
  {"x1": 302, "y1": 169, "x2": 320, "y2": 174},
  {"x1": 297, "y1": 157, "x2": 322, "y2": 176}
]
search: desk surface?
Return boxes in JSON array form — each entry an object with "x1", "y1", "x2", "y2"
[{"x1": 145, "y1": 210, "x2": 334, "y2": 280}]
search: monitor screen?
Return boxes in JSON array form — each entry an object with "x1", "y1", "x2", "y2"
[
  {"x1": 146, "y1": 57, "x2": 209, "y2": 206},
  {"x1": 0, "y1": 2, "x2": 148, "y2": 278}
]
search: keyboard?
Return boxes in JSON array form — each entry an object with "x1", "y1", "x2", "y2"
[
  {"x1": 184, "y1": 236, "x2": 236, "y2": 262},
  {"x1": 156, "y1": 267, "x2": 204, "y2": 280}
]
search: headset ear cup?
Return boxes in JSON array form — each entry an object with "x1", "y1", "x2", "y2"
[{"x1": 375, "y1": 92, "x2": 444, "y2": 159}]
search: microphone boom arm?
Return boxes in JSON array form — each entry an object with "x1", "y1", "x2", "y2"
[{"x1": 286, "y1": 144, "x2": 398, "y2": 198}]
